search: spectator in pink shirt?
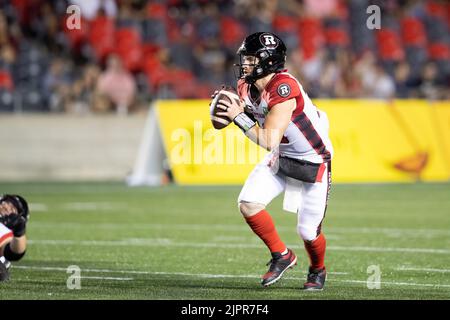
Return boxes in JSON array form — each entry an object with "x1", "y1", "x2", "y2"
[{"x1": 96, "y1": 54, "x2": 136, "y2": 115}]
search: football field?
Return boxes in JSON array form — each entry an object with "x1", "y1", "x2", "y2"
[{"x1": 0, "y1": 181, "x2": 449, "y2": 300}]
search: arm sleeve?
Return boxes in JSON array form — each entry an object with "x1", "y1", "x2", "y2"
[{"x1": 266, "y1": 77, "x2": 301, "y2": 110}]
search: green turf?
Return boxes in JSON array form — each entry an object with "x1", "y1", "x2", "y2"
[{"x1": 0, "y1": 182, "x2": 449, "y2": 300}]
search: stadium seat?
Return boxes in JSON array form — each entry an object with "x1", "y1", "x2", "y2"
[
  {"x1": 220, "y1": 16, "x2": 246, "y2": 46},
  {"x1": 142, "y1": 53, "x2": 168, "y2": 90},
  {"x1": 376, "y1": 29, "x2": 405, "y2": 61},
  {"x1": 273, "y1": 15, "x2": 298, "y2": 34},
  {"x1": 425, "y1": 1, "x2": 448, "y2": 20},
  {"x1": 0, "y1": 70, "x2": 14, "y2": 91},
  {"x1": 401, "y1": 17, "x2": 427, "y2": 47},
  {"x1": 166, "y1": 17, "x2": 182, "y2": 43},
  {"x1": 115, "y1": 28, "x2": 143, "y2": 72},
  {"x1": 18, "y1": 87, "x2": 48, "y2": 112},
  {"x1": 298, "y1": 17, "x2": 325, "y2": 60},
  {"x1": 146, "y1": 2, "x2": 168, "y2": 19},
  {"x1": 428, "y1": 43, "x2": 450, "y2": 60},
  {"x1": 0, "y1": 89, "x2": 14, "y2": 112},
  {"x1": 325, "y1": 27, "x2": 349, "y2": 47},
  {"x1": 141, "y1": 18, "x2": 168, "y2": 46},
  {"x1": 89, "y1": 16, "x2": 115, "y2": 61},
  {"x1": 335, "y1": 0, "x2": 349, "y2": 20}
]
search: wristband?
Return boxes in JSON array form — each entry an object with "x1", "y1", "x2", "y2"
[{"x1": 233, "y1": 112, "x2": 256, "y2": 133}]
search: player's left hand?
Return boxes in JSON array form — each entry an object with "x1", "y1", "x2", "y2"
[{"x1": 216, "y1": 91, "x2": 245, "y2": 121}]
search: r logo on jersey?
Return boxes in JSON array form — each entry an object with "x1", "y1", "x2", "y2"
[
  {"x1": 259, "y1": 33, "x2": 278, "y2": 49},
  {"x1": 277, "y1": 83, "x2": 291, "y2": 97}
]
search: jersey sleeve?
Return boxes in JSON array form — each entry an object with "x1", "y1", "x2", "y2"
[{"x1": 266, "y1": 76, "x2": 301, "y2": 110}]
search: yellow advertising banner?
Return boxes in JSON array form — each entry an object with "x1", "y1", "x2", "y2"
[
  {"x1": 156, "y1": 100, "x2": 450, "y2": 184},
  {"x1": 430, "y1": 101, "x2": 450, "y2": 176},
  {"x1": 156, "y1": 100, "x2": 267, "y2": 184}
]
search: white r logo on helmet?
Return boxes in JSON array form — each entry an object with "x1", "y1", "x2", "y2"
[{"x1": 260, "y1": 34, "x2": 278, "y2": 48}]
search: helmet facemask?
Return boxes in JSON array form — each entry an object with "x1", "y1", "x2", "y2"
[{"x1": 235, "y1": 54, "x2": 263, "y2": 84}]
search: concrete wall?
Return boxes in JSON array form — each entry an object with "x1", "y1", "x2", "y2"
[{"x1": 0, "y1": 113, "x2": 147, "y2": 181}]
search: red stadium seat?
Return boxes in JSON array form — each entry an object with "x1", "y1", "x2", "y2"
[
  {"x1": 0, "y1": 70, "x2": 14, "y2": 91},
  {"x1": 428, "y1": 43, "x2": 450, "y2": 60},
  {"x1": 220, "y1": 17, "x2": 245, "y2": 46},
  {"x1": 376, "y1": 29, "x2": 405, "y2": 61},
  {"x1": 167, "y1": 17, "x2": 182, "y2": 43},
  {"x1": 146, "y1": 2, "x2": 168, "y2": 19},
  {"x1": 142, "y1": 44, "x2": 161, "y2": 57},
  {"x1": 89, "y1": 16, "x2": 115, "y2": 61},
  {"x1": 273, "y1": 15, "x2": 298, "y2": 33},
  {"x1": 142, "y1": 53, "x2": 168, "y2": 90},
  {"x1": 335, "y1": 0, "x2": 349, "y2": 20},
  {"x1": 115, "y1": 28, "x2": 143, "y2": 72},
  {"x1": 298, "y1": 17, "x2": 324, "y2": 60},
  {"x1": 170, "y1": 70, "x2": 199, "y2": 98},
  {"x1": 325, "y1": 27, "x2": 349, "y2": 46},
  {"x1": 426, "y1": 1, "x2": 447, "y2": 20},
  {"x1": 401, "y1": 17, "x2": 426, "y2": 47}
]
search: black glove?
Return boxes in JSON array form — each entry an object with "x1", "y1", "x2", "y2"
[{"x1": 11, "y1": 216, "x2": 27, "y2": 237}]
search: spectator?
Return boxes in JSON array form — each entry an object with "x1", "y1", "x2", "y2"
[
  {"x1": 44, "y1": 58, "x2": 73, "y2": 112},
  {"x1": 418, "y1": 61, "x2": 443, "y2": 100},
  {"x1": 370, "y1": 65, "x2": 396, "y2": 99},
  {"x1": 69, "y1": 63, "x2": 100, "y2": 114},
  {"x1": 394, "y1": 61, "x2": 414, "y2": 98},
  {"x1": 96, "y1": 54, "x2": 136, "y2": 115}
]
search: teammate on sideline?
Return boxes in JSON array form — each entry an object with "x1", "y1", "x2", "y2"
[
  {"x1": 0, "y1": 194, "x2": 29, "y2": 282},
  {"x1": 215, "y1": 32, "x2": 333, "y2": 290}
]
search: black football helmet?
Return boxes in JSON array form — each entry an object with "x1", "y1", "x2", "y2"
[
  {"x1": 236, "y1": 32, "x2": 287, "y2": 84},
  {"x1": 0, "y1": 194, "x2": 29, "y2": 221}
]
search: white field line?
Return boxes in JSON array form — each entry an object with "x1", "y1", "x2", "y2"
[
  {"x1": 30, "y1": 222, "x2": 450, "y2": 237},
  {"x1": 12, "y1": 266, "x2": 133, "y2": 281},
  {"x1": 396, "y1": 267, "x2": 450, "y2": 273},
  {"x1": 327, "y1": 279, "x2": 450, "y2": 289},
  {"x1": 13, "y1": 265, "x2": 346, "y2": 276},
  {"x1": 27, "y1": 238, "x2": 450, "y2": 254},
  {"x1": 63, "y1": 202, "x2": 120, "y2": 211},
  {"x1": 12, "y1": 266, "x2": 450, "y2": 289},
  {"x1": 29, "y1": 203, "x2": 48, "y2": 212},
  {"x1": 80, "y1": 276, "x2": 133, "y2": 281}
]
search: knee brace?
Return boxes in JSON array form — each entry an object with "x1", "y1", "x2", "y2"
[{"x1": 3, "y1": 243, "x2": 26, "y2": 261}]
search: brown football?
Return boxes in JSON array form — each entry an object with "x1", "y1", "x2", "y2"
[{"x1": 209, "y1": 86, "x2": 240, "y2": 130}]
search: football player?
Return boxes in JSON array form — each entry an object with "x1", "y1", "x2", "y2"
[
  {"x1": 215, "y1": 32, "x2": 333, "y2": 290},
  {"x1": 0, "y1": 194, "x2": 29, "y2": 282}
]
